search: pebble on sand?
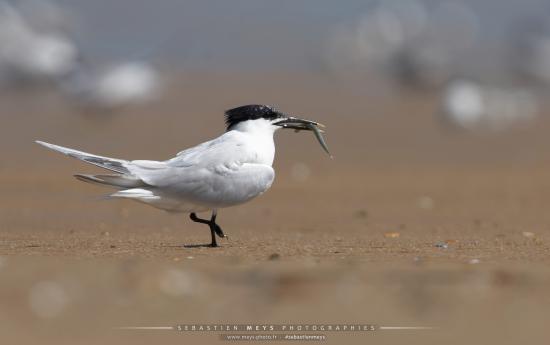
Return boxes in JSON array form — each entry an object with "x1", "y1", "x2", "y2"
[
  {"x1": 522, "y1": 231, "x2": 535, "y2": 238},
  {"x1": 384, "y1": 232, "x2": 400, "y2": 238},
  {"x1": 269, "y1": 253, "x2": 281, "y2": 260}
]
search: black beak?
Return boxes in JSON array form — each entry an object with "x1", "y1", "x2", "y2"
[{"x1": 274, "y1": 116, "x2": 325, "y2": 131}]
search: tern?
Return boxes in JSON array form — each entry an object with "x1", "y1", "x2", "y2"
[{"x1": 36, "y1": 105, "x2": 330, "y2": 247}]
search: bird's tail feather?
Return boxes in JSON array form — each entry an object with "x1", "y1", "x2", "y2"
[
  {"x1": 110, "y1": 188, "x2": 159, "y2": 200},
  {"x1": 74, "y1": 174, "x2": 147, "y2": 188},
  {"x1": 35, "y1": 140, "x2": 130, "y2": 174}
]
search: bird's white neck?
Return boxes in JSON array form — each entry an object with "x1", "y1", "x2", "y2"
[{"x1": 230, "y1": 119, "x2": 277, "y2": 166}]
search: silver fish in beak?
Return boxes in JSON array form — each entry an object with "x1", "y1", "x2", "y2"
[{"x1": 274, "y1": 116, "x2": 332, "y2": 158}]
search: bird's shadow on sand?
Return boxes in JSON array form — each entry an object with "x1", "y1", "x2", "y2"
[
  {"x1": 160, "y1": 244, "x2": 218, "y2": 249},
  {"x1": 182, "y1": 243, "x2": 218, "y2": 248}
]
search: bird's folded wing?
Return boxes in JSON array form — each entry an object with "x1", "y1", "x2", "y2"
[
  {"x1": 173, "y1": 131, "x2": 240, "y2": 158},
  {"x1": 126, "y1": 131, "x2": 263, "y2": 193},
  {"x1": 166, "y1": 131, "x2": 247, "y2": 169}
]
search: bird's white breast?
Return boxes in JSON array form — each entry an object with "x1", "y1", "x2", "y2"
[{"x1": 230, "y1": 119, "x2": 276, "y2": 166}]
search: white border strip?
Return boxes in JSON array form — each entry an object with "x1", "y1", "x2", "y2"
[
  {"x1": 115, "y1": 326, "x2": 174, "y2": 330},
  {"x1": 379, "y1": 326, "x2": 435, "y2": 330},
  {"x1": 115, "y1": 325, "x2": 436, "y2": 331}
]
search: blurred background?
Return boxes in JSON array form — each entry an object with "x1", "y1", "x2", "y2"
[
  {"x1": 4, "y1": 0, "x2": 550, "y2": 163},
  {"x1": 2, "y1": 1, "x2": 550, "y2": 344}
]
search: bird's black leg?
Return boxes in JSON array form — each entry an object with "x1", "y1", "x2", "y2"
[
  {"x1": 209, "y1": 226, "x2": 217, "y2": 247},
  {"x1": 189, "y1": 211, "x2": 226, "y2": 247},
  {"x1": 189, "y1": 212, "x2": 210, "y2": 225},
  {"x1": 209, "y1": 212, "x2": 226, "y2": 239}
]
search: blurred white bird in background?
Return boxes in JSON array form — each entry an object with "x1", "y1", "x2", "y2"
[
  {"x1": 0, "y1": 1, "x2": 78, "y2": 86},
  {"x1": 440, "y1": 79, "x2": 539, "y2": 132},
  {"x1": 60, "y1": 61, "x2": 161, "y2": 111},
  {"x1": 0, "y1": 0, "x2": 162, "y2": 113}
]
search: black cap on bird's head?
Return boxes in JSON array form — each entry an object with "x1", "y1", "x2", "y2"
[
  {"x1": 224, "y1": 104, "x2": 322, "y2": 130},
  {"x1": 224, "y1": 104, "x2": 281, "y2": 130}
]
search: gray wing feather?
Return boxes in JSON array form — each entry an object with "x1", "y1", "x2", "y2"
[
  {"x1": 36, "y1": 141, "x2": 130, "y2": 174},
  {"x1": 74, "y1": 174, "x2": 147, "y2": 188}
]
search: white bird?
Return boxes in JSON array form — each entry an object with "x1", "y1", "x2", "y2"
[
  {"x1": 36, "y1": 105, "x2": 328, "y2": 247},
  {"x1": 61, "y1": 61, "x2": 160, "y2": 111},
  {"x1": 440, "y1": 79, "x2": 538, "y2": 132},
  {"x1": 0, "y1": 1, "x2": 77, "y2": 84}
]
